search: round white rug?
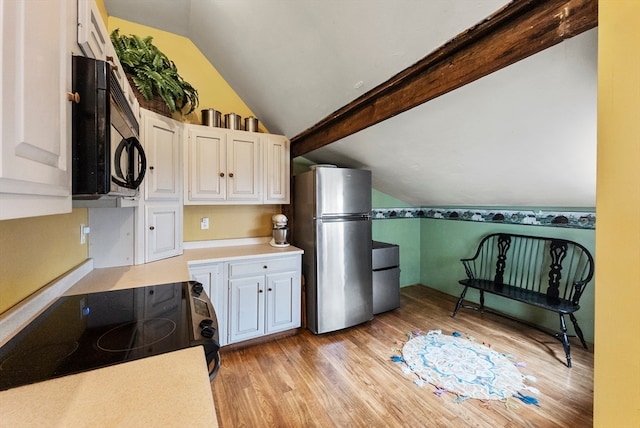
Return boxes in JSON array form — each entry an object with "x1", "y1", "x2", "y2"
[{"x1": 401, "y1": 330, "x2": 535, "y2": 401}]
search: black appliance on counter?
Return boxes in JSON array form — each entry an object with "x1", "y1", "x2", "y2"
[
  {"x1": 0, "y1": 281, "x2": 220, "y2": 391},
  {"x1": 72, "y1": 55, "x2": 146, "y2": 199}
]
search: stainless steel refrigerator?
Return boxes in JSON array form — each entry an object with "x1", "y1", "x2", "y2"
[{"x1": 294, "y1": 167, "x2": 373, "y2": 334}]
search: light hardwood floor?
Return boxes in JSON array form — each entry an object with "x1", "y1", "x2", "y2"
[{"x1": 210, "y1": 285, "x2": 593, "y2": 427}]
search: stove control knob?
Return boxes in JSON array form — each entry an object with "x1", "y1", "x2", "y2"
[
  {"x1": 201, "y1": 326, "x2": 216, "y2": 338},
  {"x1": 192, "y1": 282, "x2": 204, "y2": 296},
  {"x1": 199, "y1": 318, "x2": 213, "y2": 329}
]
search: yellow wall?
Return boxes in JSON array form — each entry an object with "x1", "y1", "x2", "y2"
[
  {"x1": 107, "y1": 17, "x2": 279, "y2": 241},
  {"x1": 0, "y1": 209, "x2": 89, "y2": 313},
  {"x1": 183, "y1": 205, "x2": 278, "y2": 241},
  {"x1": 594, "y1": 2, "x2": 640, "y2": 426},
  {"x1": 107, "y1": 17, "x2": 268, "y2": 132},
  {"x1": 95, "y1": 0, "x2": 107, "y2": 24}
]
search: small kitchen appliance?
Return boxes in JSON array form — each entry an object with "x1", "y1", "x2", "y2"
[
  {"x1": 0, "y1": 281, "x2": 220, "y2": 391},
  {"x1": 270, "y1": 213, "x2": 290, "y2": 247},
  {"x1": 72, "y1": 56, "x2": 147, "y2": 200}
]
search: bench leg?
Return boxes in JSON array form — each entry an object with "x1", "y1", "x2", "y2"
[
  {"x1": 569, "y1": 313, "x2": 588, "y2": 349},
  {"x1": 559, "y1": 314, "x2": 572, "y2": 368},
  {"x1": 452, "y1": 286, "x2": 468, "y2": 317}
]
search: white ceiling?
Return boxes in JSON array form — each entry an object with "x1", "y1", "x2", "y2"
[{"x1": 104, "y1": 0, "x2": 597, "y2": 208}]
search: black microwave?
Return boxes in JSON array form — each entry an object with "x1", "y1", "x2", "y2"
[{"x1": 72, "y1": 56, "x2": 146, "y2": 199}]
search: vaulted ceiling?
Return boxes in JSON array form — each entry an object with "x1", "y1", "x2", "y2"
[{"x1": 104, "y1": 0, "x2": 598, "y2": 207}]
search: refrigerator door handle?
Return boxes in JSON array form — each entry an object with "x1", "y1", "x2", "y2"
[{"x1": 317, "y1": 214, "x2": 371, "y2": 222}]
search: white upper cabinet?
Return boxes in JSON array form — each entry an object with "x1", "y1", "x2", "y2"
[
  {"x1": 184, "y1": 124, "x2": 290, "y2": 205},
  {"x1": 76, "y1": 0, "x2": 108, "y2": 60},
  {"x1": 0, "y1": 0, "x2": 72, "y2": 220},
  {"x1": 77, "y1": 0, "x2": 139, "y2": 117},
  {"x1": 226, "y1": 133, "x2": 261, "y2": 202},
  {"x1": 142, "y1": 110, "x2": 181, "y2": 200},
  {"x1": 263, "y1": 135, "x2": 290, "y2": 204},
  {"x1": 184, "y1": 126, "x2": 261, "y2": 204},
  {"x1": 185, "y1": 126, "x2": 227, "y2": 202}
]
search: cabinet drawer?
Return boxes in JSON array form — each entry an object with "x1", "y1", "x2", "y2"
[{"x1": 228, "y1": 256, "x2": 299, "y2": 277}]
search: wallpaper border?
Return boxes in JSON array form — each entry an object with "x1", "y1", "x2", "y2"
[{"x1": 372, "y1": 207, "x2": 595, "y2": 229}]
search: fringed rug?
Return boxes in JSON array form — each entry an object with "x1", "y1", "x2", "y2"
[{"x1": 392, "y1": 329, "x2": 540, "y2": 406}]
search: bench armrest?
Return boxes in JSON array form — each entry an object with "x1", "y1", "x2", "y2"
[{"x1": 460, "y1": 258, "x2": 475, "y2": 279}]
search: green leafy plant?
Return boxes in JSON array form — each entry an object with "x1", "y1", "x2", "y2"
[{"x1": 110, "y1": 29, "x2": 198, "y2": 115}]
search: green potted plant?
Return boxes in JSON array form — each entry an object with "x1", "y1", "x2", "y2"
[{"x1": 110, "y1": 29, "x2": 199, "y2": 116}]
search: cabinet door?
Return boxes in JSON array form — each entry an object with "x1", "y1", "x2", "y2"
[
  {"x1": 77, "y1": 0, "x2": 137, "y2": 121},
  {"x1": 145, "y1": 204, "x2": 183, "y2": 262},
  {"x1": 263, "y1": 135, "x2": 290, "y2": 204},
  {"x1": 185, "y1": 127, "x2": 227, "y2": 202},
  {"x1": 189, "y1": 263, "x2": 226, "y2": 346},
  {"x1": 228, "y1": 276, "x2": 265, "y2": 343},
  {"x1": 77, "y1": 0, "x2": 108, "y2": 61},
  {"x1": 143, "y1": 111, "x2": 181, "y2": 200},
  {"x1": 0, "y1": 0, "x2": 71, "y2": 220},
  {"x1": 266, "y1": 271, "x2": 301, "y2": 333},
  {"x1": 227, "y1": 133, "x2": 260, "y2": 202}
]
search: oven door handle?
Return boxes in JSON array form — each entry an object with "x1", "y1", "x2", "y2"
[{"x1": 209, "y1": 350, "x2": 221, "y2": 381}]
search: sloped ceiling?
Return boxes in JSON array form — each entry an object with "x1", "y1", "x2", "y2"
[{"x1": 104, "y1": 0, "x2": 597, "y2": 208}]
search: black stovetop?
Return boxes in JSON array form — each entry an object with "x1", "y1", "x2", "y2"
[{"x1": 0, "y1": 282, "x2": 211, "y2": 391}]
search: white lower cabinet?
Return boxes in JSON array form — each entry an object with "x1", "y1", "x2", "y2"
[
  {"x1": 266, "y1": 271, "x2": 300, "y2": 332},
  {"x1": 188, "y1": 253, "x2": 301, "y2": 347},
  {"x1": 227, "y1": 255, "x2": 302, "y2": 344},
  {"x1": 228, "y1": 275, "x2": 266, "y2": 343},
  {"x1": 189, "y1": 262, "x2": 226, "y2": 345}
]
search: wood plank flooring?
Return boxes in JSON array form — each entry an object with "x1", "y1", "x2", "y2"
[{"x1": 210, "y1": 285, "x2": 593, "y2": 427}]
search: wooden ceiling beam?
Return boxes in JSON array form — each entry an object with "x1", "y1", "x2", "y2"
[{"x1": 290, "y1": 0, "x2": 597, "y2": 157}]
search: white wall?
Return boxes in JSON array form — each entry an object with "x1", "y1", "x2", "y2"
[{"x1": 307, "y1": 28, "x2": 598, "y2": 208}]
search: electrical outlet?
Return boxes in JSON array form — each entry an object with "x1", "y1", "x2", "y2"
[
  {"x1": 80, "y1": 224, "x2": 88, "y2": 244},
  {"x1": 200, "y1": 217, "x2": 209, "y2": 230}
]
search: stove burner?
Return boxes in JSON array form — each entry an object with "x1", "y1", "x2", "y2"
[
  {"x1": 97, "y1": 318, "x2": 177, "y2": 352},
  {"x1": 0, "y1": 341, "x2": 79, "y2": 372}
]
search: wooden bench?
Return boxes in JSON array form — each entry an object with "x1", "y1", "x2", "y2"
[{"x1": 451, "y1": 233, "x2": 594, "y2": 367}]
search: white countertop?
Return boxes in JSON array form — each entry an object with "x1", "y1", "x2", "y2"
[
  {"x1": 0, "y1": 347, "x2": 218, "y2": 428},
  {"x1": 66, "y1": 243, "x2": 303, "y2": 295},
  {"x1": 0, "y1": 243, "x2": 303, "y2": 427}
]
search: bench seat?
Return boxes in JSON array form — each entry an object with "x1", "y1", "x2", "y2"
[
  {"x1": 459, "y1": 278, "x2": 580, "y2": 314},
  {"x1": 452, "y1": 233, "x2": 594, "y2": 368}
]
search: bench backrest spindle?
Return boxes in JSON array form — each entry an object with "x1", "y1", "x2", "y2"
[{"x1": 461, "y1": 233, "x2": 594, "y2": 306}]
